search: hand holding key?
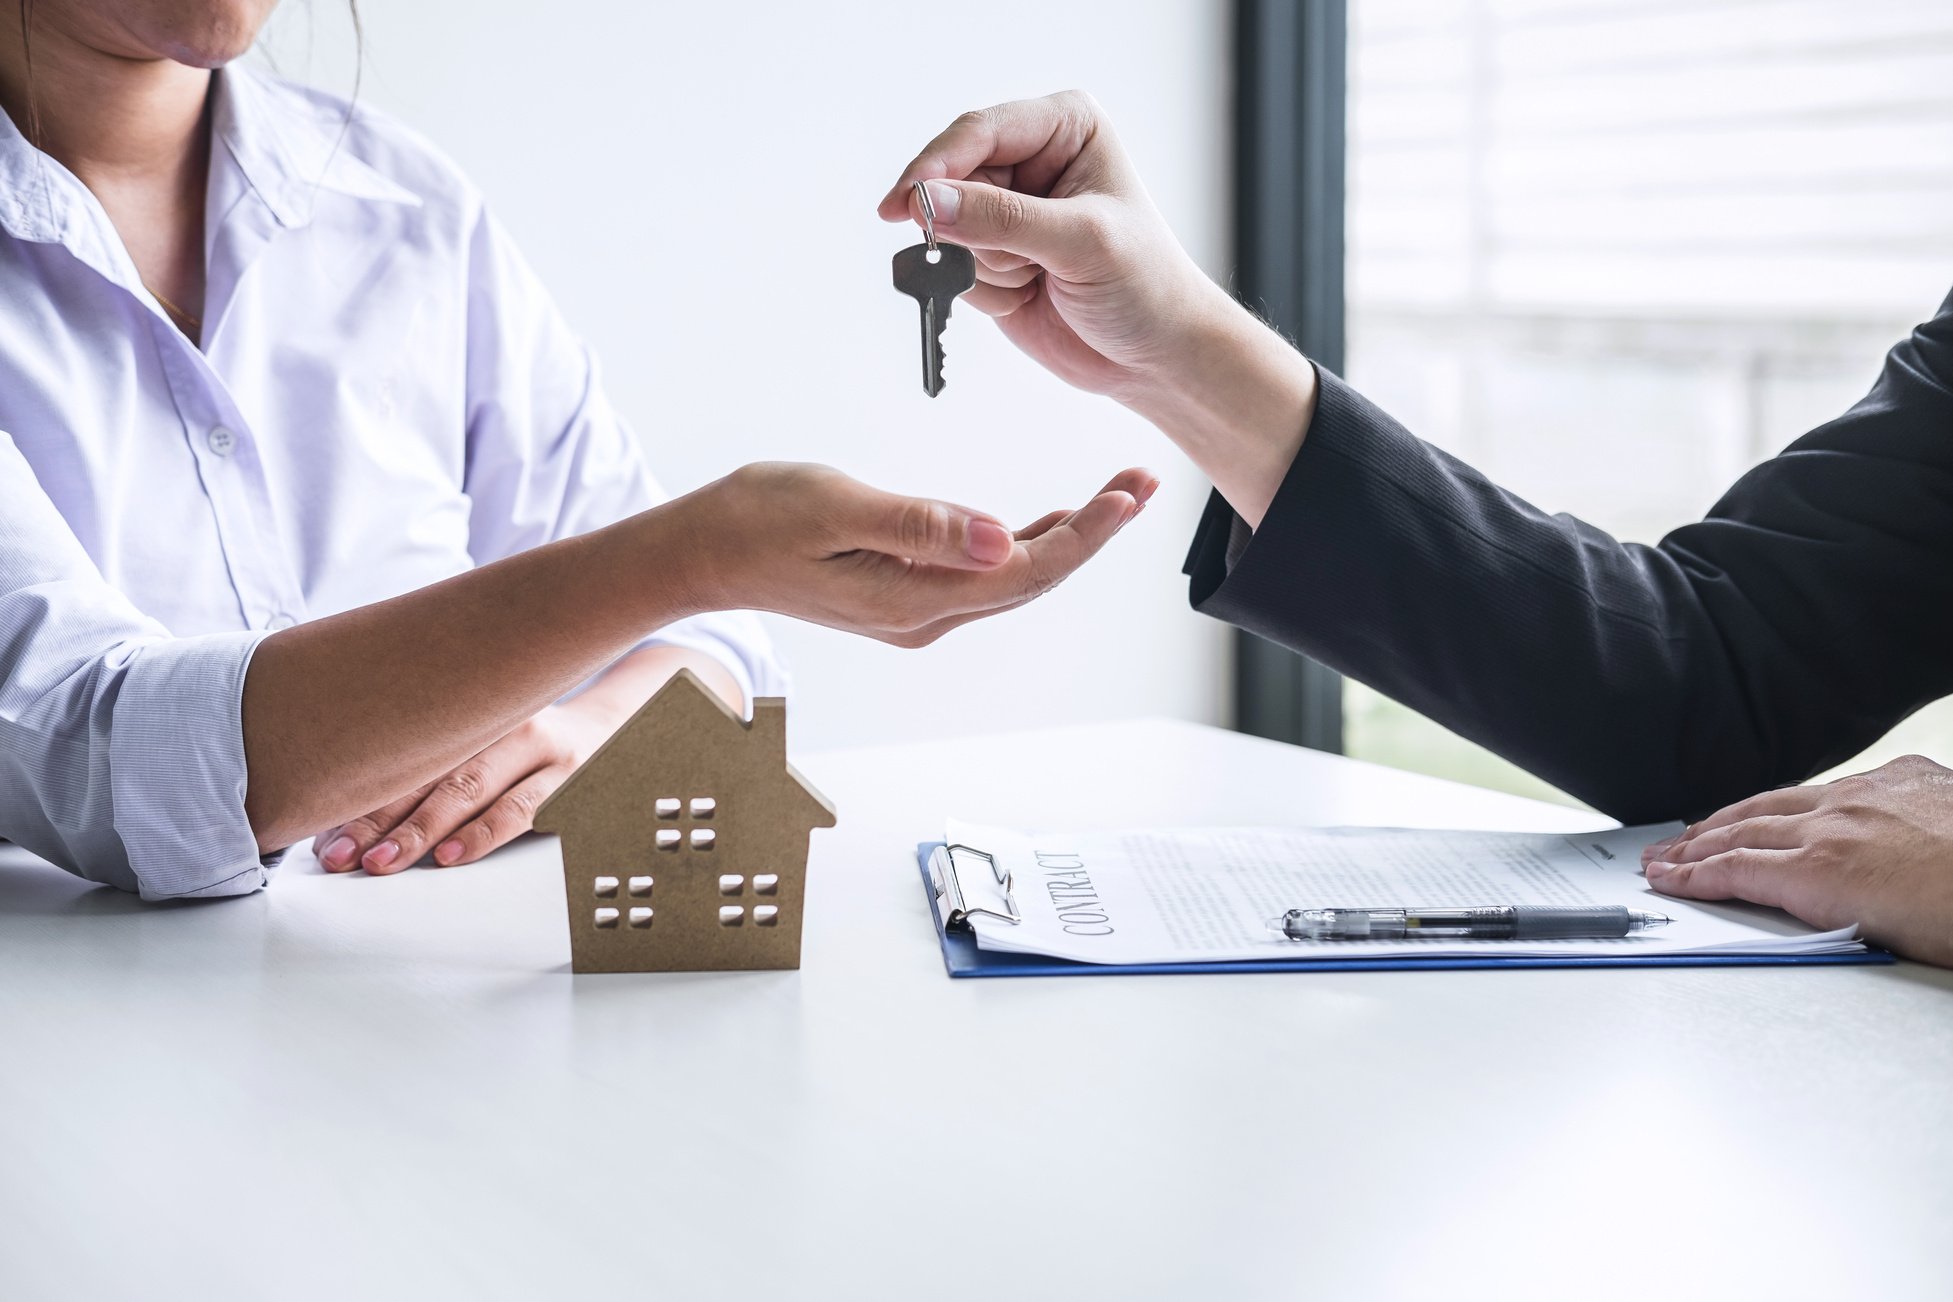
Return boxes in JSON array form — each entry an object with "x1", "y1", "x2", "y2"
[
  {"x1": 879, "y1": 92, "x2": 1228, "y2": 402},
  {"x1": 893, "y1": 181, "x2": 977, "y2": 396},
  {"x1": 879, "y1": 90, "x2": 1319, "y2": 529}
]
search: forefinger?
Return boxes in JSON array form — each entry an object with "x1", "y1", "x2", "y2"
[
  {"x1": 1643, "y1": 783, "x2": 1825, "y2": 865},
  {"x1": 877, "y1": 93, "x2": 1095, "y2": 220}
]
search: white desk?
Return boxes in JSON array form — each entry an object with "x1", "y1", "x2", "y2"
[{"x1": 1, "y1": 720, "x2": 1947, "y2": 1302}]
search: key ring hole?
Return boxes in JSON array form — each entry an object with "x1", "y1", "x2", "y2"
[{"x1": 925, "y1": 248, "x2": 942, "y2": 264}]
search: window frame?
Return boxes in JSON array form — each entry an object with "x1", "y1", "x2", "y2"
[{"x1": 1230, "y1": 0, "x2": 1348, "y2": 753}]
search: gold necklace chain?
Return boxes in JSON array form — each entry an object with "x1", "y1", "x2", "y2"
[{"x1": 144, "y1": 281, "x2": 203, "y2": 336}]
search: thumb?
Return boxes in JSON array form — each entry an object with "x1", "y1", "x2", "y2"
[
  {"x1": 840, "y1": 481, "x2": 1016, "y2": 571},
  {"x1": 917, "y1": 179, "x2": 1103, "y2": 270}
]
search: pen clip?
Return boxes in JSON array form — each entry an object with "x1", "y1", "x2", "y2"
[{"x1": 933, "y1": 843, "x2": 1021, "y2": 927}]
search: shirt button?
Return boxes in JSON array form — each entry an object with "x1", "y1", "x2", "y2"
[
  {"x1": 264, "y1": 613, "x2": 297, "y2": 631},
  {"x1": 207, "y1": 425, "x2": 237, "y2": 457}
]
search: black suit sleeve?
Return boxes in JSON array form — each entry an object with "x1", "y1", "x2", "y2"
[{"x1": 1185, "y1": 293, "x2": 1953, "y2": 824}]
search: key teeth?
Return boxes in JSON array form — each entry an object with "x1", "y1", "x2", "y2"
[{"x1": 926, "y1": 337, "x2": 948, "y2": 397}]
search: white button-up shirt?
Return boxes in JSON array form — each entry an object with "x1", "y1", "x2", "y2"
[{"x1": 0, "y1": 66, "x2": 781, "y2": 900}]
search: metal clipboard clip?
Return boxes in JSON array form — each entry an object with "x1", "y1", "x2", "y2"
[{"x1": 931, "y1": 843, "x2": 1021, "y2": 928}]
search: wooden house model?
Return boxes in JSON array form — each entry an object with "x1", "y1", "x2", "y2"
[{"x1": 533, "y1": 669, "x2": 836, "y2": 973}]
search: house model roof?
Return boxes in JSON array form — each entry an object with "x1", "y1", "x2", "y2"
[{"x1": 534, "y1": 669, "x2": 834, "y2": 838}]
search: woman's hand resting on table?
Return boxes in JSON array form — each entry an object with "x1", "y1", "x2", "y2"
[
  {"x1": 317, "y1": 461, "x2": 1158, "y2": 875},
  {"x1": 317, "y1": 693, "x2": 626, "y2": 874},
  {"x1": 1642, "y1": 754, "x2": 1953, "y2": 966}
]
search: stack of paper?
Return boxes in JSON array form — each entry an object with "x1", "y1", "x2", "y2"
[{"x1": 943, "y1": 819, "x2": 1865, "y2": 965}]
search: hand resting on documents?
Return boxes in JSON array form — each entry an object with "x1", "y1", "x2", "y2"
[
  {"x1": 944, "y1": 819, "x2": 1865, "y2": 966},
  {"x1": 1642, "y1": 754, "x2": 1953, "y2": 968}
]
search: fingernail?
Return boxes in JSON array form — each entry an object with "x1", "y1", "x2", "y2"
[
  {"x1": 364, "y1": 839, "x2": 400, "y2": 871},
  {"x1": 435, "y1": 839, "x2": 465, "y2": 866},
  {"x1": 924, "y1": 179, "x2": 960, "y2": 224},
  {"x1": 1138, "y1": 478, "x2": 1161, "y2": 505},
  {"x1": 320, "y1": 835, "x2": 356, "y2": 869},
  {"x1": 1644, "y1": 860, "x2": 1672, "y2": 880},
  {"x1": 966, "y1": 518, "x2": 1012, "y2": 564}
]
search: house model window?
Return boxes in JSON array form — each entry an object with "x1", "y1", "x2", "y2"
[{"x1": 533, "y1": 669, "x2": 836, "y2": 974}]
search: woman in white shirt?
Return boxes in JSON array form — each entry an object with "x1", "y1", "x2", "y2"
[{"x1": 0, "y1": 3, "x2": 1153, "y2": 899}]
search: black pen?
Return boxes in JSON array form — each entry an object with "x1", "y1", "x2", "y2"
[{"x1": 1271, "y1": 905, "x2": 1672, "y2": 941}]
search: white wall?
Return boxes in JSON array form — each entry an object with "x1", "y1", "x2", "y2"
[{"x1": 255, "y1": 0, "x2": 1234, "y2": 751}]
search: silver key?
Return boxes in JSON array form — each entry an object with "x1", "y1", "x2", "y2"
[{"x1": 892, "y1": 182, "x2": 977, "y2": 396}]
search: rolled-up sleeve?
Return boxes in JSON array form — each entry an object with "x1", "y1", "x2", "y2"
[
  {"x1": 1, "y1": 435, "x2": 274, "y2": 899},
  {"x1": 459, "y1": 205, "x2": 785, "y2": 705}
]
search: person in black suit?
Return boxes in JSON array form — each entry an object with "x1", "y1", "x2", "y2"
[{"x1": 882, "y1": 91, "x2": 1953, "y2": 967}]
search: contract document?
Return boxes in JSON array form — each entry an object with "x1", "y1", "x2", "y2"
[{"x1": 940, "y1": 819, "x2": 1866, "y2": 965}]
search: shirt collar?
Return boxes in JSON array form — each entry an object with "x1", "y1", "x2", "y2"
[
  {"x1": 0, "y1": 93, "x2": 71, "y2": 243},
  {"x1": 213, "y1": 63, "x2": 422, "y2": 227},
  {"x1": 0, "y1": 62, "x2": 419, "y2": 245}
]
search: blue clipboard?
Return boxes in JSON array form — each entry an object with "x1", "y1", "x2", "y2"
[{"x1": 916, "y1": 843, "x2": 1895, "y2": 978}]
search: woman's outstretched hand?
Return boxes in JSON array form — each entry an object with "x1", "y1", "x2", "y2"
[{"x1": 684, "y1": 461, "x2": 1158, "y2": 647}]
